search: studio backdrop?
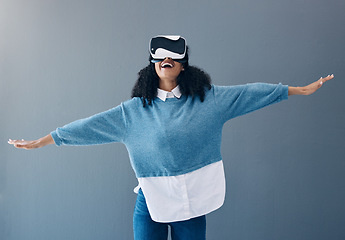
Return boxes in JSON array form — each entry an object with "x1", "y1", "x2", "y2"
[{"x1": 1, "y1": 0, "x2": 344, "y2": 239}]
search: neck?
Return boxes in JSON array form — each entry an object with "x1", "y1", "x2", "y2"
[{"x1": 159, "y1": 79, "x2": 177, "y2": 92}]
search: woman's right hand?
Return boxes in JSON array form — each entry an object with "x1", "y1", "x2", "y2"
[{"x1": 8, "y1": 134, "x2": 54, "y2": 150}]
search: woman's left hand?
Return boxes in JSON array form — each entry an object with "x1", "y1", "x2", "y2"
[{"x1": 288, "y1": 74, "x2": 334, "y2": 96}]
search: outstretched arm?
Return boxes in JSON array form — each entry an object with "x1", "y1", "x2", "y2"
[
  {"x1": 8, "y1": 104, "x2": 127, "y2": 150},
  {"x1": 8, "y1": 134, "x2": 54, "y2": 150},
  {"x1": 288, "y1": 74, "x2": 334, "y2": 96}
]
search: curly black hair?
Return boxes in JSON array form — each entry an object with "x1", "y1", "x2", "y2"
[{"x1": 131, "y1": 47, "x2": 212, "y2": 107}]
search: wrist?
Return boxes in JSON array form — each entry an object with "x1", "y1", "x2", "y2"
[
  {"x1": 288, "y1": 86, "x2": 300, "y2": 96},
  {"x1": 38, "y1": 134, "x2": 54, "y2": 147},
  {"x1": 297, "y1": 86, "x2": 305, "y2": 95}
]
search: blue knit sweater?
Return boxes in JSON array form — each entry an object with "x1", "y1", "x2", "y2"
[{"x1": 51, "y1": 83, "x2": 288, "y2": 178}]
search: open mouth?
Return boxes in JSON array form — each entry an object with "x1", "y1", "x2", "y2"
[{"x1": 161, "y1": 62, "x2": 174, "y2": 68}]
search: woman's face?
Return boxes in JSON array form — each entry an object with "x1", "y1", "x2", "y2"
[{"x1": 154, "y1": 57, "x2": 184, "y2": 82}]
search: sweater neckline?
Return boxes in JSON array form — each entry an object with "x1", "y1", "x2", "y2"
[{"x1": 154, "y1": 95, "x2": 187, "y2": 103}]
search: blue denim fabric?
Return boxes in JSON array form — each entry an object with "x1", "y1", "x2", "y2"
[{"x1": 133, "y1": 189, "x2": 206, "y2": 240}]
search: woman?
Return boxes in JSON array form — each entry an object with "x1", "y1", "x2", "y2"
[{"x1": 8, "y1": 35, "x2": 334, "y2": 240}]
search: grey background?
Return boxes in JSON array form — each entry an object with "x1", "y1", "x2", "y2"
[{"x1": 1, "y1": 0, "x2": 345, "y2": 239}]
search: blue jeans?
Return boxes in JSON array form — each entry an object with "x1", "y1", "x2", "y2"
[{"x1": 133, "y1": 189, "x2": 206, "y2": 240}]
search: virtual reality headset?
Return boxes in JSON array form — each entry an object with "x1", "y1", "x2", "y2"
[{"x1": 149, "y1": 35, "x2": 187, "y2": 63}]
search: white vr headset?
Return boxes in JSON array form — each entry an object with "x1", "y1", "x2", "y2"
[{"x1": 149, "y1": 35, "x2": 187, "y2": 63}]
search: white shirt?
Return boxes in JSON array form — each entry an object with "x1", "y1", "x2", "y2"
[{"x1": 134, "y1": 86, "x2": 226, "y2": 223}]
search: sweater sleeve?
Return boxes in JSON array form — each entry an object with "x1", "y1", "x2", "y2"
[
  {"x1": 213, "y1": 83, "x2": 289, "y2": 122},
  {"x1": 50, "y1": 104, "x2": 127, "y2": 146}
]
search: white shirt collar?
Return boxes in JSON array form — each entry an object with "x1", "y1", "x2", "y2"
[{"x1": 157, "y1": 85, "x2": 182, "y2": 101}]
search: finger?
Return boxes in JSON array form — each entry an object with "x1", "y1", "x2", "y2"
[
  {"x1": 321, "y1": 74, "x2": 332, "y2": 80},
  {"x1": 8, "y1": 139, "x2": 27, "y2": 144},
  {"x1": 14, "y1": 143, "x2": 24, "y2": 148},
  {"x1": 8, "y1": 139, "x2": 28, "y2": 148},
  {"x1": 318, "y1": 74, "x2": 333, "y2": 85},
  {"x1": 323, "y1": 74, "x2": 334, "y2": 82},
  {"x1": 315, "y1": 77, "x2": 323, "y2": 86},
  {"x1": 8, "y1": 139, "x2": 19, "y2": 145},
  {"x1": 14, "y1": 142, "x2": 31, "y2": 148}
]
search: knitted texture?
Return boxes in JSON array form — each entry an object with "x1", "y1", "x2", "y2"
[{"x1": 51, "y1": 83, "x2": 288, "y2": 178}]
